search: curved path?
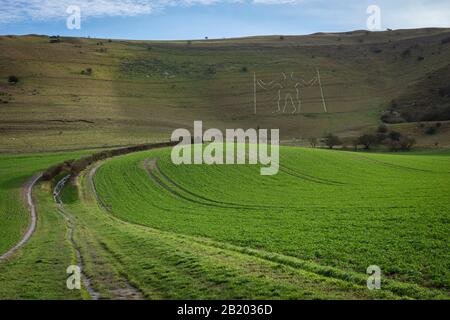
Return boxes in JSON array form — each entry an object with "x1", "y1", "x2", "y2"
[
  {"x1": 0, "y1": 173, "x2": 42, "y2": 261},
  {"x1": 53, "y1": 175, "x2": 100, "y2": 300}
]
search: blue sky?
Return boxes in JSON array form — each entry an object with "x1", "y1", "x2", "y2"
[{"x1": 0, "y1": 0, "x2": 449, "y2": 40}]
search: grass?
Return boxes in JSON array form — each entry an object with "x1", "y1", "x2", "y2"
[
  {"x1": 1, "y1": 29, "x2": 450, "y2": 152},
  {"x1": 0, "y1": 184, "x2": 84, "y2": 299},
  {"x1": 55, "y1": 168, "x2": 395, "y2": 299},
  {"x1": 0, "y1": 145, "x2": 448, "y2": 299},
  {"x1": 90, "y1": 146, "x2": 450, "y2": 298},
  {"x1": 0, "y1": 150, "x2": 95, "y2": 255}
]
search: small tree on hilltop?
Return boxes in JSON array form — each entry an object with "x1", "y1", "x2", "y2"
[{"x1": 322, "y1": 133, "x2": 342, "y2": 149}]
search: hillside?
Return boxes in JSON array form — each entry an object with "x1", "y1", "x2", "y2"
[{"x1": 1, "y1": 28, "x2": 450, "y2": 152}]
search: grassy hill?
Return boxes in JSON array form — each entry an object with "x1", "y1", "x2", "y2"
[{"x1": 1, "y1": 28, "x2": 450, "y2": 153}]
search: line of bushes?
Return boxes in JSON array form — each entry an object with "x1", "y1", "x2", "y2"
[
  {"x1": 42, "y1": 141, "x2": 178, "y2": 182},
  {"x1": 353, "y1": 125, "x2": 416, "y2": 152}
]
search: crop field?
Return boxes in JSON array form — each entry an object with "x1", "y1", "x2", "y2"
[
  {"x1": 0, "y1": 144, "x2": 448, "y2": 299},
  {"x1": 69, "y1": 146, "x2": 448, "y2": 299}
]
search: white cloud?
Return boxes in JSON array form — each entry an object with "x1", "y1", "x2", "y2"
[
  {"x1": 0, "y1": 0, "x2": 449, "y2": 29},
  {"x1": 252, "y1": 0, "x2": 304, "y2": 4},
  {"x1": 381, "y1": 0, "x2": 450, "y2": 29},
  {"x1": 0, "y1": 0, "x2": 244, "y2": 24},
  {"x1": 0, "y1": 0, "x2": 153, "y2": 23}
]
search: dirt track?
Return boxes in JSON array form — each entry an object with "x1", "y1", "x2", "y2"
[{"x1": 0, "y1": 173, "x2": 42, "y2": 261}]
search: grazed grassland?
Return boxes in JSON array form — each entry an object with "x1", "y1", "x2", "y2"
[{"x1": 1, "y1": 29, "x2": 450, "y2": 152}]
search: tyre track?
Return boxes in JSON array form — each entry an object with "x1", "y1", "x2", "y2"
[
  {"x1": 351, "y1": 154, "x2": 442, "y2": 174},
  {"x1": 145, "y1": 158, "x2": 294, "y2": 211},
  {"x1": 53, "y1": 175, "x2": 100, "y2": 300},
  {"x1": 278, "y1": 164, "x2": 346, "y2": 186},
  {"x1": 0, "y1": 173, "x2": 42, "y2": 261},
  {"x1": 55, "y1": 174, "x2": 144, "y2": 300}
]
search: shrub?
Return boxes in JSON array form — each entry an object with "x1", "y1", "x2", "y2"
[
  {"x1": 357, "y1": 134, "x2": 378, "y2": 150},
  {"x1": 401, "y1": 48, "x2": 411, "y2": 58},
  {"x1": 377, "y1": 124, "x2": 388, "y2": 134},
  {"x1": 280, "y1": 35, "x2": 284, "y2": 40},
  {"x1": 441, "y1": 37, "x2": 450, "y2": 45},
  {"x1": 425, "y1": 127, "x2": 437, "y2": 135},
  {"x1": 308, "y1": 138, "x2": 318, "y2": 148},
  {"x1": 8, "y1": 75, "x2": 19, "y2": 84},
  {"x1": 321, "y1": 133, "x2": 342, "y2": 149},
  {"x1": 388, "y1": 131, "x2": 401, "y2": 141},
  {"x1": 241, "y1": 66, "x2": 248, "y2": 73},
  {"x1": 438, "y1": 86, "x2": 450, "y2": 97},
  {"x1": 81, "y1": 68, "x2": 93, "y2": 76},
  {"x1": 49, "y1": 36, "x2": 61, "y2": 43},
  {"x1": 206, "y1": 66, "x2": 216, "y2": 75},
  {"x1": 399, "y1": 136, "x2": 416, "y2": 151},
  {"x1": 436, "y1": 122, "x2": 442, "y2": 128}
]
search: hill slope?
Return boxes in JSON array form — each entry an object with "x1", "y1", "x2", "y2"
[{"x1": 1, "y1": 28, "x2": 450, "y2": 152}]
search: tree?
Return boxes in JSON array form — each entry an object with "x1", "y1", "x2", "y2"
[
  {"x1": 388, "y1": 131, "x2": 401, "y2": 141},
  {"x1": 425, "y1": 127, "x2": 437, "y2": 135},
  {"x1": 81, "y1": 68, "x2": 92, "y2": 76},
  {"x1": 8, "y1": 75, "x2": 19, "y2": 84},
  {"x1": 357, "y1": 134, "x2": 378, "y2": 150},
  {"x1": 399, "y1": 136, "x2": 416, "y2": 151},
  {"x1": 352, "y1": 139, "x2": 359, "y2": 151},
  {"x1": 377, "y1": 124, "x2": 388, "y2": 134},
  {"x1": 308, "y1": 137, "x2": 318, "y2": 148},
  {"x1": 322, "y1": 133, "x2": 342, "y2": 149}
]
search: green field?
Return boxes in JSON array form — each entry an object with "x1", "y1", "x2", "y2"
[
  {"x1": 0, "y1": 150, "x2": 94, "y2": 254},
  {"x1": 0, "y1": 145, "x2": 449, "y2": 299}
]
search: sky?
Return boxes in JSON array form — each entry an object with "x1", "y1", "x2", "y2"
[{"x1": 0, "y1": 0, "x2": 449, "y2": 40}]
